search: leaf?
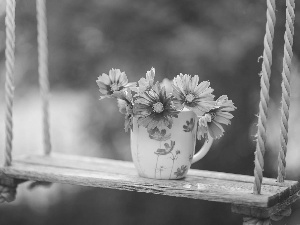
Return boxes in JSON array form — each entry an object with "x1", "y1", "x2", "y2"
[{"x1": 154, "y1": 149, "x2": 167, "y2": 155}]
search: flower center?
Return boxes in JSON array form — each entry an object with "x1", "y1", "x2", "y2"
[
  {"x1": 210, "y1": 112, "x2": 217, "y2": 120},
  {"x1": 152, "y1": 102, "x2": 164, "y2": 113},
  {"x1": 110, "y1": 83, "x2": 119, "y2": 91},
  {"x1": 186, "y1": 94, "x2": 195, "y2": 103}
]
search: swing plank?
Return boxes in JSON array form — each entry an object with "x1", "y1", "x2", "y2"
[{"x1": 1, "y1": 153, "x2": 299, "y2": 210}]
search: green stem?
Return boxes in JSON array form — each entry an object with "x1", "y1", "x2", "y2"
[
  {"x1": 155, "y1": 155, "x2": 159, "y2": 178},
  {"x1": 169, "y1": 152, "x2": 175, "y2": 179},
  {"x1": 154, "y1": 141, "x2": 162, "y2": 178}
]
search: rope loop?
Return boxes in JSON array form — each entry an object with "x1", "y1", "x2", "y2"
[
  {"x1": 270, "y1": 206, "x2": 292, "y2": 221},
  {"x1": 0, "y1": 184, "x2": 16, "y2": 203}
]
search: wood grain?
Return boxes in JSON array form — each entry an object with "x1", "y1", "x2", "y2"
[
  {"x1": 232, "y1": 190, "x2": 300, "y2": 218},
  {"x1": 0, "y1": 153, "x2": 299, "y2": 208}
]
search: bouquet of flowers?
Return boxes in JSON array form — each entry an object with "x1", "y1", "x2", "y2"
[{"x1": 96, "y1": 68, "x2": 236, "y2": 140}]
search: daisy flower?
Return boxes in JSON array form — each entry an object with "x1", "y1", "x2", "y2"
[
  {"x1": 134, "y1": 82, "x2": 179, "y2": 130},
  {"x1": 115, "y1": 90, "x2": 134, "y2": 132},
  {"x1": 161, "y1": 78, "x2": 173, "y2": 95},
  {"x1": 172, "y1": 74, "x2": 215, "y2": 116},
  {"x1": 132, "y1": 67, "x2": 155, "y2": 95},
  {"x1": 96, "y1": 69, "x2": 136, "y2": 99},
  {"x1": 197, "y1": 95, "x2": 236, "y2": 140}
]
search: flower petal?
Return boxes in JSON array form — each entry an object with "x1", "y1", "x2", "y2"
[
  {"x1": 172, "y1": 99, "x2": 184, "y2": 111},
  {"x1": 136, "y1": 68, "x2": 155, "y2": 94},
  {"x1": 109, "y1": 69, "x2": 117, "y2": 83},
  {"x1": 194, "y1": 81, "x2": 211, "y2": 95},
  {"x1": 189, "y1": 75, "x2": 199, "y2": 92},
  {"x1": 125, "y1": 82, "x2": 137, "y2": 88},
  {"x1": 213, "y1": 115, "x2": 231, "y2": 125},
  {"x1": 117, "y1": 99, "x2": 128, "y2": 114},
  {"x1": 97, "y1": 73, "x2": 111, "y2": 85},
  {"x1": 124, "y1": 114, "x2": 133, "y2": 132},
  {"x1": 196, "y1": 124, "x2": 208, "y2": 140},
  {"x1": 208, "y1": 120, "x2": 225, "y2": 139},
  {"x1": 114, "y1": 69, "x2": 122, "y2": 83}
]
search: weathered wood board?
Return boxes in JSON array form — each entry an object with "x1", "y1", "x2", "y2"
[
  {"x1": 0, "y1": 153, "x2": 299, "y2": 209},
  {"x1": 232, "y1": 190, "x2": 300, "y2": 218}
]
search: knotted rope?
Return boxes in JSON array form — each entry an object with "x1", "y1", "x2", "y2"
[
  {"x1": 243, "y1": 206, "x2": 292, "y2": 224},
  {"x1": 37, "y1": 0, "x2": 51, "y2": 155},
  {"x1": 253, "y1": 0, "x2": 276, "y2": 195},
  {"x1": 243, "y1": 217, "x2": 271, "y2": 225},
  {"x1": 277, "y1": 0, "x2": 295, "y2": 183},
  {"x1": 270, "y1": 206, "x2": 292, "y2": 221},
  {"x1": 0, "y1": 177, "x2": 18, "y2": 203},
  {"x1": 4, "y1": 0, "x2": 16, "y2": 167},
  {"x1": 0, "y1": 184, "x2": 16, "y2": 203}
]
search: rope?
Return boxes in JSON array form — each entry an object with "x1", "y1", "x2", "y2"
[
  {"x1": 277, "y1": 0, "x2": 295, "y2": 183},
  {"x1": 37, "y1": 0, "x2": 51, "y2": 155},
  {"x1": 253, "y1": 0, "x2": 276, "y2": 195},
  {"x1": 270, "y1": 206, "x2": 292, "y2": 221},
  {"x1": 28, "y1": 181, "x2": 52, "y2": 190},
  {"x1": 243, "y1": 217, "x2": 271, "y2": 225},
  {"x1": 4, "y1": 0, "x2": 16, "y2": 167},
  {"x1": 0, "y1": 177, "x2": 20, "y2": 203},
  {"x1": 0, "y1": 184, "x2": 16, "y2": 203}
]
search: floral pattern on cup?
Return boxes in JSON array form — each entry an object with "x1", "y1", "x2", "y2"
[
  {"x1": 174, "y1": 165, "x2": 188, "y2": 178},
  {"x1": 157, "y1": 166, "x2": 167, "y2": 179},
  {"x1": 169, "y1": 150, "x2": 181, "y2": 179},
  {"x1": 148, "y1": 127, "x2": 171, "y2": 141},
  {"x1": 183, "y1": 118, "x2": 195, "y2": 132},
  {"x1": 154, "y1": 141, "x2": 176, "y2": 156},
  {"x1": 154, "y1": 141, "x2": 175, "y2": 178}
]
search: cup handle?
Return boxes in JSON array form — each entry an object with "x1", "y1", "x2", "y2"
[{"x1": 191, "y1": 134, "x2": 213, "y2": 164}]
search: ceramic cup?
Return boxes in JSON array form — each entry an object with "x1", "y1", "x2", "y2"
[{"x1": 130, "y1": 110, "x2": 213, "y2": 179}]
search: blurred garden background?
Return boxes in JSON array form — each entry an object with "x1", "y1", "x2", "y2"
[{"x1": 0, "y1": 0, "x2": 300, "y2": 224}]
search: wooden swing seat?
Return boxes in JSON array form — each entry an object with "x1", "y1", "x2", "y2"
[{"x1": 1, "y1": 153, "x2": 299, "y2": 218}]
